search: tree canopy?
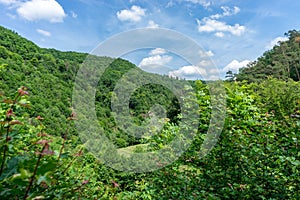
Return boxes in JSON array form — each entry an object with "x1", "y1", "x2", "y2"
[
  {"x1": 0, "y1": 26, "x2": 299, "y2": 199},
  {"x1": 235, "y1": 30, "x2": 300, "y2": 82}
]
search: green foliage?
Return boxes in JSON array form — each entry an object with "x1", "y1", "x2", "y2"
[
  {"x1": 0, "y1": 88, "x2": 78, "y2": 198},
  {"x1": 201, "y1": 83, "x2": 299, "y2": 199},
  {"x1": 1, "y1": 25, "x2": 299, "y2": 199},
  {"x1": 0, "y1": 26, "x2": 180, "y2": 145},
  {"x1": 236, "y1": 30, "x2": 300, "y2": 82},
  {"x1": 256, "y1": 78, "x2": 300, "y2": 118},
  {"x1": 0, "y1": 88, "x2": 120, "y2": 199},
  {"x1": 0, "y1": 26, "x2": 84, "y2": 136}
]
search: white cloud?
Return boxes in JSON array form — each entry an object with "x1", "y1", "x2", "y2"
[
  {"x1": 223, "y1": 59, "x2": 250, "y2": 72},
  {"x1": 184, "y1": 0, "x2": 211, "y2": 8},
  {"x1": 117, "y1": 5, "x2": 146, "y2": 22},
  {"x1": 215, "y1": 32, "x2": 225, "y2": 37},
  {"x1": 150, "y1": 48, "x2": 167, "y2": 55},
  {"x1": 169, "y1": 65, "x2": 207, "y2": 80},
  {"x1": 70, "y1": 11, "x2": 77, "y2": 18},
  {"x1": 139, "y1": 48, "x2": 172, "y2": 71},
  {"x1": 196, "y1": 6, "x2": 245, "y2": 37},
  {"x1": 205, "y1": 50, "x2": 214, "y2": 57},
  {"x1": 266, "y1": 36, "x2": 289, "y2": 49},
  {"x1": 17, "y1": 0, "x2": 66, "y2": 23},
  {"x1": 199, "y1": 50, "x2": 214, "y2": 57},
  {"x1": 36, "y1": 29, "x2": 51, "y2": 37},
  {"x1": 147, "y1": 20, "x2": 159, "y2": 28},
  {"x1": 139, "y1": 55, "x2": 172, "y2": 69},
  {"x1": 211, "y1": 6, "x2": 240, "y2": 19},
  {"x1": 0, "y1": 0, "x2": 18, "y2": 5},
  {"x1": 197, "y1": 18, "x2": 246, "y2": 36},
  {"x1": 222, "y1": 6, "x2": 240, "y2": 16}
]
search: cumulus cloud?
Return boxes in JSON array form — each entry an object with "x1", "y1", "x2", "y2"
[
  {"x1": 169, "y1": 65, "x2": 207, "y2": 80},
  {"x1": 266, "y1": 36, "x2": 289, "y2": 49},
  {"x1": 150, "y1": 48, "x2": 167, "y2": 55},
  {"x1": 138, "y1": 48, "x2": 173, "y2": 73},
  {"x1": 215, "y1": 32, "x2": 225, "y2": 38},
  {"x1": 139, "y1": 48, "x2": 217, "y2": 80},
  {"x1": 168, "y1": 48, "x2": 218, "y2": 79},
  {"x1": 117, "y1": 5, "x2": 146, "y2": 22},
  {"x1": 139, "y1": 55, "x2": 172, "y2": 69},
  {"x1": 17, "y1": 0, "x2": 66, "y2": 23},
  {"x1": 223, "y1": 59, "x2": 251, "y2": 73},
  {"x1": 36, "y1": 28, "x2": 51, "y2": 37},
  {"x1": 147, "y1": 20, "x2": 159, "y2": 28},
  {"x1": 211, "y1": 6, "x2": 240, "y2": 19},
  {"x1": 197, "y1": 18, "x2": 245, "y2": 36},
  {"x1": 196, "y1": 6, "x2": 245, "y2": 37},
  {"x1": 167, "y1": 50, "x2": 216, "y2": 80}
]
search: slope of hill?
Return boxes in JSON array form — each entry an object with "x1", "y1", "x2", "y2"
[
  {"x1": 0, "y1": 26, "x2": 88, "y2": 135},
  {"x1": 1, "y1": 25, "x2": 299, "y2": 199},
  {"x1": 235, "y1": 30, "x2": 300, "y2": 82},
  {"x1": 0, "y1": 26, "x2": 180, "y2": 145}
]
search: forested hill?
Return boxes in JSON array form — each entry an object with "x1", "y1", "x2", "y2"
[
  {"x1": 0, "y1": 25, "x2": 180, "y2": 142},
  {"x1": 0, "y1": 25, "x2": 87, "y2": 89},
  {"x1": 235, "y1": 30, "x2": 300, "y2": 82},
  {"x1": 1, "y1": 25, "x2": 300, "y2": 199},
  {"x1": 0, "y1": 25, "x2": 90, "y2": 135}
]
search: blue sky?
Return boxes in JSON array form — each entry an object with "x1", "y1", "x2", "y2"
[{"x1": 0, "y1": 0, "x2": 300, "y2": 79}]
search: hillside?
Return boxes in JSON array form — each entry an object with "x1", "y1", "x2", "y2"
[
  {"x1": 0, "y1": 26, "x2": 180, "y2": 143},
  {"x1": 0, "y1": 26, "x2": 87, "y2": 135},
  {"x1": 0, "y1": 26, "x2": 299, "y2": 199},
  {"x1": 235, "y1": 30, "x2": 300, "y2": 82}
]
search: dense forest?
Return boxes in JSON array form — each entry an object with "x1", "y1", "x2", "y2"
[
  {"x1": 0, "y1": 25, "x2": 299, "y2": 199},
  {"x1": 234, "y1": 30, "x2": 300, "y2": 82}
]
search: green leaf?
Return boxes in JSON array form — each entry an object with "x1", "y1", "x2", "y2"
[{"x1": 37, "y1": 171, "x2": 52, "y2": 185}]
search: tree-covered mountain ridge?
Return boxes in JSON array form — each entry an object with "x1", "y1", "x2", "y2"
[
  {"x1": 0, "y1": 25, "x2": 182, "y2": 142},
  {"x1": 0, "y1": 25, "x2": 93, "y2": 135},
  {"x1": 235, "y1": 29, "x2": 300, "y2": 82},
  {"x1": 0, "y1": 26, "x2": 299, "y2": 199}
]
